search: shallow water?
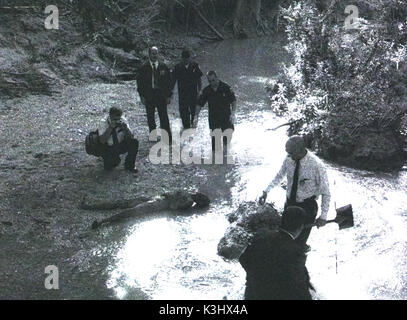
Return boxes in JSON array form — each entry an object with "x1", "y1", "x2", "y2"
[{"x1": 106, "y1": 36, "x2": 407, "y2": 300}]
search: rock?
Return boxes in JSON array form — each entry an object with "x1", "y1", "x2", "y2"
[
  {"x1": 97, "y1": 46, "x2": 142, "y2": 73},
  {"x1": 217, "y1": 202, "x2": 281, "y2": 260},
  {"x1": 349, "y1": 131, "x2": 404, "y2": 171},
  {"x1": 319, "y1": 126, "x2": 405, "y2": 172}
]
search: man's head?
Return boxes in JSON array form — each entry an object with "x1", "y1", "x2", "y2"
[
  {"x1": 149, "y1": 46, "x2": 159, "y2": 62},
  {"x1": 281, "y1": 206, "x2": 307, "y2": 239},
  {"x1": 207, "y1": 70, "x2": 219, "y2": 89},
  {"x1": 181, "y1": 49, "x2": 191, "y2": 65},
  {"x1": 285, "y1": 135, "x2": 307, "y2": 161},
  {"x1": 109, "y1": 107, "x2": 123, "y2": 126}
]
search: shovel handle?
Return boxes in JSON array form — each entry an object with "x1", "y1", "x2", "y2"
[{"x1": 304, "y1": 219, "x2": 336, "y2": 229}]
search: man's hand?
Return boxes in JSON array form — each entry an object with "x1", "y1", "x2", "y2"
[
  {"x1": 315, "y1": 218, "x2": 327, "y2": 228},
  {"x1": 166, "y1": 97, "x2": 172, "y2": 105},
  {"x1": 230, "y1": 113, "x2": 236, "y2": 125},
  {"x1": 258, "y1": 191, "x2": 267, "y2": 205},
  {"x1": 108, "y1": 118, "x2": 116, "y2": 128}
]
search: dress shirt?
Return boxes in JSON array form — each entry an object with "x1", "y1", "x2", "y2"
[{"x1": 265, "y1": 151, "x2": 331, "y2": 219}]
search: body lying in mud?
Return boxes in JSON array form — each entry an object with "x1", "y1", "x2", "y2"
[{"x1": 84, "y1": 190, "x2": 210, "y2": 229}]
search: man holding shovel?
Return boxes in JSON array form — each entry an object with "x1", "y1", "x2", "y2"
[{"x1": 259, "y1": 135, "x2": 331, "y2": 250}]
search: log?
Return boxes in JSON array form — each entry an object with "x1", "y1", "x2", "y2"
[{"x1": 268, "y1": 119, "x2": 301, "y2": 131}]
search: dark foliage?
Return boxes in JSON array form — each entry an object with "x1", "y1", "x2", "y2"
[{"x1": 270, "y1": 0, "x2": 407, "y2": 171}]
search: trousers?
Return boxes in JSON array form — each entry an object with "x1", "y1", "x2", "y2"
[
  {"x1": 100, "y1": 138, "x2": 139, "y2": 170},
  {"x1": 145, "y1": 90, "x2": 172, "y2": 143},
  {"x1": 179, "y1": 102, "x2": 196, "y2": 129}
]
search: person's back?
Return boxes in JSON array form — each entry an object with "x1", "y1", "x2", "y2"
[{"x1": 239, "y1": 207, "x2": 313, "y2": 300}]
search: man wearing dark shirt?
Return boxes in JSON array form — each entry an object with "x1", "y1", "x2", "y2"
[
  {"x1": 172, "y1": 50, "x2": 203, "y2": 129},
  {"x1": 194, "y1": 71, "x2": 236, "y2": 151},
  {"x1": 239, "y1": 206, "x2": 313, "y2": 300},
  {"x1": 137, "y1": 46, "x2": 173, "y2": 144}
]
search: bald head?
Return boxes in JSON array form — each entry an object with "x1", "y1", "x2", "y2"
[
  {"x1": 149, "y1": 46, "x2": 158, "y2": 62},
  {"x1": 285, "y1": 135, "x2": 307, "y2": 161}
]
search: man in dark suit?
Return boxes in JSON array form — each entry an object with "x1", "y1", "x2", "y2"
[
  {"x1": 172, "y1": 49, "x2": 203, "y2": 129},
  {"x1": 137, "y1": 46, "x2": 173, "y2": 144},
  {"x1": 239, "y1": 206, "x2": 313, "y2": 300}
]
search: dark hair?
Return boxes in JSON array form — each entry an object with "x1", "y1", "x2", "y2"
[
  {"x1": 281, "y1": 206, "x2": 307, "y2": 232},
  {"x1": 207, "y1": 70, "x2": 218, "y2": 77},
  {"x1": 181, "y1": 49, "x2": 191, "y2": 59},
  {"x1": 109, "y1": 107, "x2": 123, "y2": 117}
]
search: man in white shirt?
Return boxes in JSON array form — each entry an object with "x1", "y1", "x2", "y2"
[
  {"x1": 259, "y1": 135, "x2": 330, "y2": 248},
  {"x1": 98, "y1": 107, "x2": 139, "y2": 173}
]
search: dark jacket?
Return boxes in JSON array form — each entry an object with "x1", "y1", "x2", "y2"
[
  {"x1": 172, "y1": 61, "x2": 203, "y2": 104},
  {"x1": 197, "y1": 81, "x2": 236, "y2": 129},
  {"x1": 137, "y1": 61, "x2": 173, "y2": 101},
  {"x1": 239, "y1": 229, "x2": 312, "y2": 300}
]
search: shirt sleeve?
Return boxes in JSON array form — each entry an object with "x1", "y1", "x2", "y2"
[
  {"x1": 170, "y1": 65, "x2": 178, "y2": 90},
  {"x1": 226, "y1": 85, "x2": 236, "y2": 104},
  {"x1": 136, "y1": 64, "x2": 147, "y2": 98},
  {"x1": 265, "y1": 157, "x2": 288, "y2": 193},
  {"x1": 197, "y1": 88, "x2": 208, "y2": 107},
  {"x1": 317, "y1": 162, "x2": 331, "y2": 220},
  {"x1": 195, "y1": 63, "x2": 203, "y2": 78},
  {"x1": 121, "y1": 117, "x2": 134, "y2": 139},
  {"x1": 163, "y1": 65, "x2": 173, "y2": 98}
]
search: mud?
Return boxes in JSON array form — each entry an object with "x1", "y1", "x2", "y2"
[{"x1": 0, "y1": 81, "x2": 209, "y2": 299}]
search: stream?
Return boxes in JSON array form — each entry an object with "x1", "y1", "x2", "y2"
[{"x1": 105, "y1": 36, "x2": 407, "y2": 300}]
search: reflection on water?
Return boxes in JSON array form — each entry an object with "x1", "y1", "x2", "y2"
[
  {"x1": 108, "y1": 210, "x2": 246, "y2": 300},
  {"x1": 308, "y1": 167, "x2": 407, "y2": 300},
  {"x1": 107, "y1": 37, "x2": 407, "y2": 300}
]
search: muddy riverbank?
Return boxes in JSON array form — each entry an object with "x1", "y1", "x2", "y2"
[
  {"x1": 0, "y1": 80, "x2": 210, "y2": 299},
  {"x1": 2, "y1": 21, "x2": 407, "y2": 299}
]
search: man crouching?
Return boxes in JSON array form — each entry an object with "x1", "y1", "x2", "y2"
[{"x1": 98, "y1": 107, "x2": 139, "y2": 173}]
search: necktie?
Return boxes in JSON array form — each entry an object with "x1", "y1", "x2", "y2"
[{"x1": 289, "y1": 160, "x2": 300, "y2": 203}]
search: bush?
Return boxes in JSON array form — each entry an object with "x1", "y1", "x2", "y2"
[{"x1": 273, "y1": 0, "x2": 407, "y2": 170}]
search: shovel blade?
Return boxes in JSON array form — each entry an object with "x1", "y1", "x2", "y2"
[{"x1": 335, "y1": 204, "x2": 354, "y2": 230}]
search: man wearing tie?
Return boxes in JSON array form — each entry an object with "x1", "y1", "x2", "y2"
[
  {"x1": 137, "y1": 46, "x2": 173, "y2": 144},
  {"x1": 259, "y1": 135, "x2": 331, "y2": 250}
]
